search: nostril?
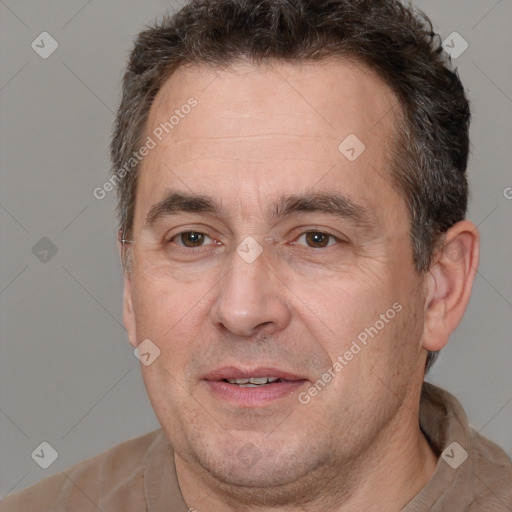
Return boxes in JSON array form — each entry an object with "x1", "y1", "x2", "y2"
[{"x1": 256, "y1": 321, "x2": 273, "y2": 330}]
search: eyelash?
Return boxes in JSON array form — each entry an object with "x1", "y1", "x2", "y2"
[
  {"x1": 171, "y1": 231, "x2": 218, "y2": 248},
  {"x1": 166, "y1": 230, "x2": 344, "y2": 250},
  {"x1": 292, "y1": 232, "x2": 340, "y2": 248}
]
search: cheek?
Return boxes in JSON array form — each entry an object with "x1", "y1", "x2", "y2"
[
  {"x1": 321, "y1": 299, "x2": 423, "y2": 421},
  {"x1": 129, "y1": 271, "x2": 214, "y2": 367},
  {"x1": 290, "y1": 270, "x2": 392, "y2": 337},
  {"x1": 132, "y1": 264, "x2": 211, "y2": 317},
  {"x1": 291, "y1": 268, "x2": 422, "y2": 383}
]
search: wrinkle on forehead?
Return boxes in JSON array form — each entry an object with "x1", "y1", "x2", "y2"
[{"x1": 146, "y1": 58, "x2": 399, "y2": 143}]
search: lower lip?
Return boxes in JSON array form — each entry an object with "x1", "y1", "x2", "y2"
[{"x1": 205, "y1": 380, "x2": 308, "y2": 406}]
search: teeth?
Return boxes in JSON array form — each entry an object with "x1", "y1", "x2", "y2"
[
  {"x1": 233, "y1": 378, "x2": 250, "y2": 384},
  {"x1": 249, "y1": 377, "x2": 268, "y2": 385},
  {"x1": 225, "y1": 376, "x2": 281, "y2": 385}
]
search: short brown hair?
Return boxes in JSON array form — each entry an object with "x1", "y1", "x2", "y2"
[{"x1": 111, "y1": 0, "x2": 471, "y2": 371}]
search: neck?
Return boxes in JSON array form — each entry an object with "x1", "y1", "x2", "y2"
[{"x1": 175, "y1": 387, "x2": 438, "y2": 512}]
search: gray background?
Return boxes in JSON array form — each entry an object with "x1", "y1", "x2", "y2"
[{"x1": 1, "y1": 0, "x2": 511, "y2": 497}]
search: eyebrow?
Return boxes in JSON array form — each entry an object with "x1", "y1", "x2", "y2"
[
  {"x1": 271, "y1": 192, "x2": 376, "y2": 231},
  {"x1": 145, "y1": 191, "x2": 221, "y2": 227},
  {"x1": 144, "y1": 190, "x2": 375, "y2": 232}
]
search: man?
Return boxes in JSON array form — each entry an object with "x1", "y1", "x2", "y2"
[{"x1": 2, "y1": 0, "x2": 511, "y2": 510}]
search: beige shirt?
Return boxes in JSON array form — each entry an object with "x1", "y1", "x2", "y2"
[{"x1": 2, "y1": 383, "x2": 511, "y2": 511}]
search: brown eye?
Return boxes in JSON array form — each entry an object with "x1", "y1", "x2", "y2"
[
  {"x1": 304, "y1": 232, "x2": 333, "y2": 248},
  {"x1": 178, "y1": 231, "x2": 207, "y2": 247}
]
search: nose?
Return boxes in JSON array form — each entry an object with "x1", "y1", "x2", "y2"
[{"x1": 210, "y1": 248, "x2": 292, "y2": 337}]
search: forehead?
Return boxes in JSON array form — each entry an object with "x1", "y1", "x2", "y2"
[
  {"x1": 148, "y1": 58, "x2": 398, "y2": 146},
  {"x1": 135, "y1": 59, "x2": 402, "y2": 224}
]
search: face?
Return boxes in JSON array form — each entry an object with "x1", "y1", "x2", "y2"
[{"x1": 123, "y1": 60, "x2": 429, "y2": 493}]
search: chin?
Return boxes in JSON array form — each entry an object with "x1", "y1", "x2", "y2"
[
  {"x1": 200, "y1": 451, "x2": 332, "y2": 507},
  {"x1": 192, "y1": 436, "x2": 330, "y2": 491}
]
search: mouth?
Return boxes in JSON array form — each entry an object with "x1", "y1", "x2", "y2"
[{"x1": 203, "y1": 367, "x2": 309, "y2": 405}]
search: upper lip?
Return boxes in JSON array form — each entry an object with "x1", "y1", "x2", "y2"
[{"x1": 203, "y1": 366, "x2": 307, "y2": 382}]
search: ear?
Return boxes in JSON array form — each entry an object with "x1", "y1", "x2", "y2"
[
  {"x1": 422, "y1": 220, "x2": 480, "y2": 352},
  {"x1": 117, "y1": 230, "x2": 138, "y2": 348}
]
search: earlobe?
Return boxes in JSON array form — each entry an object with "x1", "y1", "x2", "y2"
[{"x1": 422, "y1": 221, "x2": 479, "y2": 353}]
